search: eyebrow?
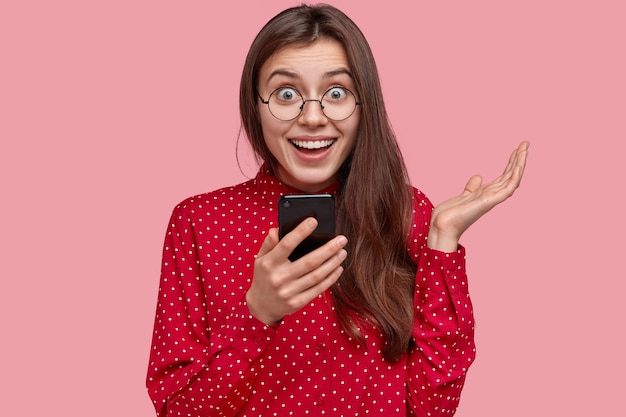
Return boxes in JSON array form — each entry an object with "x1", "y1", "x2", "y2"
[{"x1": 265, "y1": 68, "x2": 353, "y2": 85}]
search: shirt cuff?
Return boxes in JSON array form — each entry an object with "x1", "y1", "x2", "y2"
[
  {"x1": 421, "y1": 245, "x2": 468, "y2": 295},
  {"x1": 213, "y1": 294, "x2": 277, "y2": 361}
]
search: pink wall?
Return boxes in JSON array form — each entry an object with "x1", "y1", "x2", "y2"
[{"x1": 1, "y1": 1, "x2": 624, "y2": 415}]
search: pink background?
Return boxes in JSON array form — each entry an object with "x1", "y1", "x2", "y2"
[{"x1": 1, "y1": 1, "x2": 624, "y2": 415}]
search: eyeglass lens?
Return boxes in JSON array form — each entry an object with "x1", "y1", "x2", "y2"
[{"x1": 267, "y1": 87, "x2": 358, "y2": 121}]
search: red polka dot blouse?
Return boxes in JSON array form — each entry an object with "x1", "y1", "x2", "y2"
[{"x1": 147, "y1": 167, "x2": 476, "y2": 416}]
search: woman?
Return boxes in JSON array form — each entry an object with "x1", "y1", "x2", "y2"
[{"x1": 147, "y1": 4, "x2": 529, "y2": 416}]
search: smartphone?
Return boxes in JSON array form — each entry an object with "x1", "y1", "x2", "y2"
[{"x1": 278, "y1": 194, "x2": 336, "y2": 261}]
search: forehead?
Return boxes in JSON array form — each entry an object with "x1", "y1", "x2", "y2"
[{"x1": 258, "y1": 38, "x2": 352, "y2": 86}]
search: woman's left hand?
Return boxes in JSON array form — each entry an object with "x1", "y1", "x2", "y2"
[{"x1": 427, "y1": 141, "x2": 530, "y2": 252}]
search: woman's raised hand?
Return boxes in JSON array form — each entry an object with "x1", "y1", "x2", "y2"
[
  {"x1": 246, "y1": 218, "x2": 348, "y2": 325},
  {"x1": 427, "y1": 141, "x2": 530, "y2": 252}
]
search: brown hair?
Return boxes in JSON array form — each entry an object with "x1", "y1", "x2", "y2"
[{"x1": 239, "y1": 4, "x2": 416, "y2": 362}]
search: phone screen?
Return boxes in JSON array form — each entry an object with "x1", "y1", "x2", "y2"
[{"x1": 278, "y1": 194, "x2": 336, "y2": 261}]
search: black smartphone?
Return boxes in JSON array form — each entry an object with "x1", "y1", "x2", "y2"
[{"x1": 278, "y1": 194, "x2": 336, "y2": 261}]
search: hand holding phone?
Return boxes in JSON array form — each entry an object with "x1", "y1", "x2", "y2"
[
  {"x1": 247, "y1": 197, "x2": 345, "y2": 325},
  {"x1": 278, "y1": 194, "x2": 336, "y2": 261}
]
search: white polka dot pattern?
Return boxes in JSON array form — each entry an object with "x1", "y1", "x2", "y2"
[{"x1": 147, "y1": 167, "x2": 476, "y2": 416}]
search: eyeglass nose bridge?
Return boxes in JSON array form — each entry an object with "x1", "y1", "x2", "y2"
[{"x1": 299, "y1": 98, "x2": 325, "y2": 114}]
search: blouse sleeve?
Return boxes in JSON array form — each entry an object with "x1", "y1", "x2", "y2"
[
  {"x1": 146, "y1": 205, "x2": 275, "y2": 417},
  {"x1": 406, "y1": 190, "x2": 477, "y2": 416}
]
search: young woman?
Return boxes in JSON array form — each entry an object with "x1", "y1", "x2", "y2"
[{"x1": 147, "y1": 4, "x2": 529, "y2": 416}]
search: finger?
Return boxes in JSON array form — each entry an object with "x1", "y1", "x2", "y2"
[
  {"x1": 274, "y1": 217, "x2": 318, "y2": 260},
  {"x1": 256, "y1": 227, "x2": 280, "y2": 257},
  {"x1": 491, "y1": 147, "x2": 529, "y2": 201},
  {"x1": 498, "y1": 142, "x2": 529, "y2": 188},
  {"x1": 288, "y1": 242, "x2": 347, "y2": 293},
  {"x1": 491, "y1": 148, "x2": 519, "y2": 190},
  {"x1": 507, "y1": 141, "x2": 530, "y2": 174},
  {"x1": 508, "y1": 147, "x2": 529, "y2": 191},
  {"x1": 288, "y1": 234, "x2": 348, "y2": 275},
  {"x1": 286, "y1": 263, "x2": 344, "y2": 310},
  {"x1": 462, "y1": 175, "x2": 483, "y2": 195},
  {"x1": 516, "y1": 142, "x2": 529, "y2": 177},
  {"x1": 491, "y1": 142, "x2": 529, "y2": 188},
  {"x1": 519, "y1": 140, "x2": 530, "y2": 151}
]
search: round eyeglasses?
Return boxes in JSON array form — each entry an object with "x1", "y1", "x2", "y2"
[{"x1": 257, "y1": 86, "x2": 362, "y2": 121}]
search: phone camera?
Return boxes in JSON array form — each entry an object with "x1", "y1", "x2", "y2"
[{"x1": 282, "y1": 200, "x2": 292, "y2": 208}]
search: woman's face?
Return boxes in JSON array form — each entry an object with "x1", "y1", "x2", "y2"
[{"x1": 257, "y1": 38, "x2": 360, "y2": 192}]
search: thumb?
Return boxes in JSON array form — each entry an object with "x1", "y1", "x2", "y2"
[
  {"x1": 256, "y1": 228, "x2": 280, "y2": 257},
  {"x1": 462, "y1": 175, "x2": 483, "y2": 195}
]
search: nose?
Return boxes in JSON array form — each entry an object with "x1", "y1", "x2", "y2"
[{"x1": 298, "y1": 99, "x2": 328, "y2": 125}]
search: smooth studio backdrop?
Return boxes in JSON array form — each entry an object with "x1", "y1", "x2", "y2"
[{"x1": 1, "y1": 1, "x2": 624, "y2": 415}]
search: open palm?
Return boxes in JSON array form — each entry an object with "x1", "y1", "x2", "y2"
[{"x1": 427, "y1": 141, "x2": 530, "y2": 252}]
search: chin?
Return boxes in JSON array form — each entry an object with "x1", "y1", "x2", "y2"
[{"x1": 291, "y1": 173, "x2": 337, "y2": 192}]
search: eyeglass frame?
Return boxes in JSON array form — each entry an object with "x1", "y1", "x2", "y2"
[{"x1": 256, "y1": 86, "x2": 362, "y2": 121}]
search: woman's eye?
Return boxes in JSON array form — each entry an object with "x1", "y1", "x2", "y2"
[
  {"x1": 325, "y1": 87, "x2": 347, "y2": 101},
  {"x1": 275, "y1": 88, "x2": 299, "y2": 102}
]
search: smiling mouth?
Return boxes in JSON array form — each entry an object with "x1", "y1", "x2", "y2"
[{"x1": 290, "y1": 139, "x2": 336, "y2": 150}]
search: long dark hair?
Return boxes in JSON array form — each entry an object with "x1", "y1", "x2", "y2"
[{"x1": 239, "y1": 4, "x2": 416, "y2": 362}]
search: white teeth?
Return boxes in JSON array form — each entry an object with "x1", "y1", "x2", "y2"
[{"x1": 291, "y1": 139, "x2": 335, "y2": 150}]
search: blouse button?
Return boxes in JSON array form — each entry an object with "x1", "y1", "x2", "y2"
[
  {"x1": 254, "y1": 338, "x2": 263, "y2": 346},
  {"x1": 315, "y1": 342, "x2": 326, "y2": 351},
  {"x1": 314, "y1": 396, "x2": 324, "y2": 406}
]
